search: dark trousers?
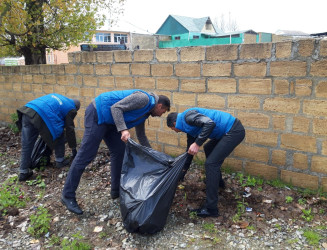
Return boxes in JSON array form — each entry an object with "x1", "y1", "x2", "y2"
[
  {"x1": 184, "y1": 119, "x2": 245, "y2": 210},
  {"x1": 62, "y1": 103, "x2": 125, "y2": 199}
]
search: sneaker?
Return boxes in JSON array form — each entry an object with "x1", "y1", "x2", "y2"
[
  {"x1": 55, "y1": 158, "x2": 70, "y2": 168},
  {"x1": 191, "y1": 207, "x2": 219, "y2": 218},
  {"x1": 19, "y1": 171, "x2": 33, "y2": 181}
]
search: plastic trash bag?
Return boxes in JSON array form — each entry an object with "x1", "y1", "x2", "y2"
[
  {"x1": 31, "y1": 137, "x2": 52, "y2": 169},
  {"x1": 120, "y1": 138, "x2": 188, "y2": 234}
]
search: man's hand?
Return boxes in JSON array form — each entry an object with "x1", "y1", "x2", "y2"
[
  {"x1": 121, "y1": 130, "x2": 130, "y2": 142},
  {"x1": 188, "y1": 142, "x2": 200, "y2": 155}
]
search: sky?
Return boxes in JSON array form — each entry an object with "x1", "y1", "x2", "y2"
[{"x1": 109, "y1": 0, "x2": 326, "y2": 35}]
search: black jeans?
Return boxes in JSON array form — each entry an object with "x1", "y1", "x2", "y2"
[
  {"x1": 62, "y1": 103, "x2": 125, "y2": 199},
  {"x1": 184, "y1": 119, "x2": 245, "y2": 210}
]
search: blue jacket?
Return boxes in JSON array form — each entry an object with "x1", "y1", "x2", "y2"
[
  {"x1": 25, "y1": 94, "x2": 76, "y2": 140},
  {"x1": 176, "y1": 107, "x2": 235, "y2": 139},
  {"x1": 95, "y1": 89, "x2": 156, "y2": 128}
]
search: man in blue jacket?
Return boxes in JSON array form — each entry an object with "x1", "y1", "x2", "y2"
[
  {"x1": 16, "y1": 94, "x2": 80, "y2": 181},
  {"x1": 166, "y1": 107, "x2": 245, "y2": 218},
  {"x1": 61, "y1": 89, "x2": 170, "y2": 214}
]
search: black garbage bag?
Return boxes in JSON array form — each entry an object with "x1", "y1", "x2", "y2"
[
  {"x1": 31, "y1": 137, "x2": 52, "y2": 169},
  {"x1": 120, "y1": 139, "x2": 188, "y2": 234}
]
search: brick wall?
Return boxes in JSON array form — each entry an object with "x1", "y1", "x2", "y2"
[{"x1": 1, "y1": 38, "x2": 327, "y2": 191}]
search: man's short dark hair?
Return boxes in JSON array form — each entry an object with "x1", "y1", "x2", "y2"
[
  {"x1": 166, "y1": 112, "x2": 178, "y2": 127},
  {"x1": 158, "y1": 95, "x2": 170, "y2": 111}
]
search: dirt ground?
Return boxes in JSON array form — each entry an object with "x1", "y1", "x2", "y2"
[{"x1": 1, "y1": 126, "x2": 327, "y2": 249}]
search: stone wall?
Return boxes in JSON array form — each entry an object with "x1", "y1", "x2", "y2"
[{"x1": 1, "y1": 39, "x2": 327, "y2": 190}]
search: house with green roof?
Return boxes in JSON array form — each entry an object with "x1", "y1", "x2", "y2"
[{"x1": 155, "y1": 15, "x2": 272, "y2": 48}]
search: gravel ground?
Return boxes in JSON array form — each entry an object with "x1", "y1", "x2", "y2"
[{"x1": 0, "y1": 126, "x2": 327, "y2": 249}]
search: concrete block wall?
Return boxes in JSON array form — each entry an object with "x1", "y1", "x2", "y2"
[{"x1": 1, "y1": 38, "x2": 327, "y2": 191}]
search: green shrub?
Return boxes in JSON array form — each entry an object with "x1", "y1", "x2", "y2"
[{"x1": 27, "y1": 206, "x2": 51, "y2": 238}]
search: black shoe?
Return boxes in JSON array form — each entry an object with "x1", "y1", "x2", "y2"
[
  {"x1": 55, "y1": 158, "x2": 70, "y2": 168},
  {"x1": 61, "y1": 196, "x2": 83, "y2": 215},
  {"x1": 111, "y1": 190, "x2": 119, "y2": 200},
  {"x1": 19, "y1": 171, "x2": 33, "y2": 181},
  {"x1": 192, "y1": 207, "x2": 219, "y2": 218}
]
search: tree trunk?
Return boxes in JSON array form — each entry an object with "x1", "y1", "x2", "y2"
[{"x1": 21, "y1": 46, "x2": 47, "y2": 65}]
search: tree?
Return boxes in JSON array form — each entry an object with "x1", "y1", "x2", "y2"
[
  {"x1": 0, "y1": 0, "x2": 125, "y2": 65},
  {"x1": 214, "y1": 12, "x2": 239, "y2": 33}
]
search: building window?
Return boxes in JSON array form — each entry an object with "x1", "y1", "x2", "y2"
[
  {"x1": 193, "y1": 35, "x2": 199, "y2": 39},
  {"x1": 114, "y1": 34, "x2": 127, "y2": 43},
  {"x1": 96, "y1": 33, "x2": 111, "y2": 42},
  {"x1": 175, "y1": 36, "x2": 180, "y2": 40}
]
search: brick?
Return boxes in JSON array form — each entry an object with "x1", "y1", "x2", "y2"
[
  {"x1": 80, "y1": 88, "x2": 95, "y2": 97},
  {"x1": 320, "y1": 40, "x2": 327, "y2": 56},
  {"x1": 270, "y1": 61, "x2": 307, "y2": 77},
  {"x1": 228, "y1": 96, "x2": 260, "y2": 110},
  {"x1": 115, "y1": 77, "x2": 133, "y2": 89},
  {"x1": 33, "y1": 75, "x2": 44, "y2": 84},
  {"x1": 281, "y1": 170, "x2": 318, "y2": 190},
  {"x1": 315, "y1": 81, "x2": 327, "y2": 98},
  {"x1": 111, "y1": 64, "x2": 130, "y2": 75},
  {"x1": 303, "y1": 100, "x2": 327, "y2": 116},
  {"x1": 11, "y1": 75, "x2": 23, "y2": 83},
  {"x1": 53, "y1": 85, "x2": 65, "y2": 94},
  {"x1": 164, "y1": 146, "x2": 186, "y2": 156},
  {"x1": 65, "y1": 86, "x2": 79, "y2": 96},
  {"x1": 240, "y1": 43, "x2": 272, "y2": 59},
  {"x1": 42, "y1": 85, "x2": 54, "y2": 94},
  {"x1": 263, "y1": 97, "x2": 300, "y2": 114},
  {"x1": 311, "y1": 156, "x2": 327, "y2": 174},
  {"x1": 65, "y1": 64, "x2": 77, "y2": 74},
  {"x1": 95, "y1": 64, "x2": 110, "y2": 75},
  {"x1": 95, "y1": 87, "x2": 111, "y2": 97},
  {"x1": 293, "y1": 153, "x2": 308, "y2": 170},
  {"x1": 181, "y1": 79, "x2": 205, "y2": 92},
  {"x1": 181, "y1": 47, "x2": 205, "y2": 62},
  {"x1": 198, "y1": 94, "x2": 225, "y2": 109},
  {"x1": 202, "y1": 63, "x2": 231, "y2": 77},
  {"x1": 98, "y1": 76, "x2": 114, "y2": 88},
  {"x1": 295, "y1": 79, "x2": 312, "y2": 96},
  {"x1": 310, "y1": 60, "x2": 327, "y2": 76},
  {"x1": 23, "y1": 75, "x2": 33, "y2": 83},
  {"x1": 83, "y1": 76, "x2": 98, "y2": 87},
  {"x1": 272, "y1": 115, "x2": 286, "y2": 130},
  {"x1": 39, "y1": 65, "x2": 52, "y2": 74},
  {"x1": 238, "y1": 112, "x2": 270, "y2": 129},
  {"x1": 208, "y1": 79, "x2": 236, "y2": 93},
  {"x1": 275, "y1": 41, "x2": 292, "y2": 58},
  {"x1": 173, "y1": 92, "x2": 196, "y2": 106},
  {"x1": 272, "y1": 149, "x2": 286, "y2": 166},
  {"x1": 298, "y1": 39, "x2": 315, "y2": 57},
  {"x1": 32, "y1": 84, "x2": 43, "y2": 93},
  {"x1": 133, "y1": 50, "x2": 153, "y2": 62},
  {"x1": 206, "y1": 44, "x2": 238, "y2": 61},
  {"x1": 274, "y1": 79, "x2": 290, "y2": 95},
  {"x1": 234, "y1": 62, "x2": 267, "y2": 77},
  {"x1": 155, "y1": 49, "x2": 178, "y2": 62},
  {"x1": 44, "y1": 75, "x2": 56, "y2": 84},
  {"x1": 135, "y1": 77, "x2": 155, "y2": 89},
  {"x1": 234, "y1": 144, "x2": 269, "y2": 162},
  {"x1": 157, "y1": 131, "x2": 179, "y2": 145},
  {"x1": 114, "y1": 50, "x2": 132, "y2": 62},
  {"x1": 157, "y1": 78, "x2": 178, "y2": 90},
  {"x1": 175, "y1": 63, "x2": 201, "y2": 77},
  {"x1": 281, "y1": 134, "x2": 316, "y2": 153},
  {"x1": 131, "y1": 64, "x2": 150, "y2": 76},
  {"x1": 81, "y1": 52, "x2": 96, "y2": 63},
  {"x1": 79, "y1": 64, "x2": 94, "y2": 75},
  {"x1": 239, "y1": 79, "x2": 271, "y2": 95},
  {"x1": 30, "y1": 65, "x2": 40, "y2": 74},
  {"x1": 292, "y1": 116, "x2": 310, "y2": 133},
  {"x1": 12, "y1": 83, "x2": 22, "y2": 92},
  {"x1": 313, "y1": 118, "x2": 327, "y2": 136},
  {"x1": 245, "y1": 162, "x2": 278, "y2": 180},
  {"x1": 22, "y1": 84, "x2": 32, "y2": 92},
  {"x1": 3, "y1": 83, "x2": 13, "y2": 91},
  {"x1": 52, "y1": 65, "x2": 65, "y2": 74},
  {"x1": 245, "y1": 130, "x2": 278, "y2": 147},
  {"x1": 322, "y1": 140, "x2": 327, "y2": 156},
  {"x1": 322, "y1": 177, "x2": 327, "y2": 192},
  {"x1": 222, "y1": 158, "x2": 243, "y2": 172},
  {"x1": 151, "y1": 64, "x2": 173, "y2": 76},
  {"x1": 96, "y1": 51, "x2": 114, "y2": 63},
  {"x1": 57, "y1": 75, "x2": 75, "y2": 86},
  {"x1": 68, "y1": 53, "x2": 75, "y2": 63}
]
